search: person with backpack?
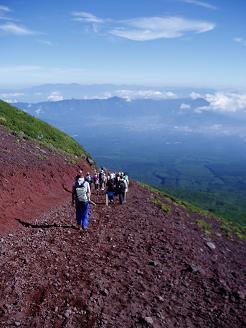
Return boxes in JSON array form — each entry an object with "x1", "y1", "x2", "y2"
[
  {"x1": 99, "y1": 168, "x2": 106, "y2": 190},
  {"x1": 93, "y1": 172, "x2": 99, "y2": 191},
  {"x1": 118, "y1": 176, "x2": 127, "y2": 205},
  {"x1": 72, "y1": 174, "x2": 91, "y2": 231},
  {"x1": 106, "y1": 173, "x2": 116, "y2": 205}
]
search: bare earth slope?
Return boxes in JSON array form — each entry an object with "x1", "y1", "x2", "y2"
[
  {"x1": 0, "y1": 127, "x2": 245, "y2": 327},
  {"x1": 0, "y1": 125, "x2": 90, "y2": 234}
]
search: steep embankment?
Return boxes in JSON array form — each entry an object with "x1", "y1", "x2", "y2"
[{"x1": 0, "y1": 101, "x2": 91, "y2": 234}]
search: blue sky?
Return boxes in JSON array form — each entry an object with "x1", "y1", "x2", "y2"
[{"x1": 0, "y1": 0, "x2": 246, "y2": 88}]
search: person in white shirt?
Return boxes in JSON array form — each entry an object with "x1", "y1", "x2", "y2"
[{"x1": 72, "y1": 174, "x2": 91, "y2": 230}]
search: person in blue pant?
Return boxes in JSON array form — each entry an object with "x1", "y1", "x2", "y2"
[{"x1": 72, "y1": 174, "x2": 91, "y2": 231}]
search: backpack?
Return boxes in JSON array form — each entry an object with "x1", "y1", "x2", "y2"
[
  {"x1": 119, "y1": 180, "x2": 126, "y2": 192},
  {"x1": 75, "y1": 182, "x2": 88, "y2": 202}
]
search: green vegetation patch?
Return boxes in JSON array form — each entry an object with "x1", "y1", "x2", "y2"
[
  {"x1": 196, "y1": 219, "x2": 212, "y2": 235},
  {"x1": 139, "y1": 181, "x2": 246, "y2": 240},
  {"x1": 152, "y1": 198, "x2": 171, "y2": 213},
  {"x1": 219, "y1": 220, "x2": 246, "y2": 240},
  {"x1": 37, "y1": 154, "x2": 47, "y2": 161},
  {"x1": 0, "y1": 100, "x2": 87, "y2": 157}
]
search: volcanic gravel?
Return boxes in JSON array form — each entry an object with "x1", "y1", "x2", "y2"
[
  {"x1": 0, "y1": 126, "x2": 245, "y2": 327},
  {"x1": 0, "y1": 125, "x2": 90, "y2": 234}
]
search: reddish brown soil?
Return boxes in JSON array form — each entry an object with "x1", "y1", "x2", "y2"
[
  {"x1": 0, "y1": 125, "x2": 91, "y2": 234},
  {"x1": 0, "y1": 126, "x2": 245, "y2": 327}
]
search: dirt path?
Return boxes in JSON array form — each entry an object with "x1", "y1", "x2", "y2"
[{"x1": 0, "y1": 182, "x2": 245, "y2": 327}]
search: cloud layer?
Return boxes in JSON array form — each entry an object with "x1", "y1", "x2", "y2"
[
  {"x1": 72, "y1": 12, "x2": 215, "y2": 41},
  {"x1": 191, "y1": 91, "x2": 246, "y2": 112},
  {"x1": 47, "y1": 91, "x2": 64, "y2": 102},
  {"x1": 113, "y1": 89, "x2": 177, "y2": 100}
]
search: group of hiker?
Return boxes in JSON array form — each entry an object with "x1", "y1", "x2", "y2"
[{"x1": 72, "y1": 168, "x2": 129, "y2": 231}]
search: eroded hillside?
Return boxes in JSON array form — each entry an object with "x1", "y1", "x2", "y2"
[{"x1": 0, "y1": 125, "x2": 90, "y2": 234}]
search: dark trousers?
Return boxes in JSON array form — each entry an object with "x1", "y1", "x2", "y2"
[{"x1": 119, "y1": 192, "x2": 125, "y2": 204}]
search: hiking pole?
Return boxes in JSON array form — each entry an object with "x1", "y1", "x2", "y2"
[
  {"x1": 106, "y1": 194, "x2": 109, "y2": 206},
  {"x1": 89, "y1": 200, "x2": 96, "y2": 206}
]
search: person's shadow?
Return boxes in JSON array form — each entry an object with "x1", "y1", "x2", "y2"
[{"x1": 16, "y1": 218, "x2": 78, "y2": 230}]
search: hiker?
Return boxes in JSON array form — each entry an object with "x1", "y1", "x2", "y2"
[
  {"x1": 85, "y1": 172, "x2": 92, "y2": 187},
  {"x1": 99, "y1": 168, "x2": 106, "y2": 190},
  {"x1": 72, "y1": 174, "x2": 91, "y2": 231},
  {"x1": 118, "y1": 176, "x2": 127, "y2": 205},
  {"x1": 74, "y1": 169, "x2": 83, "y2": 182},
  {"x1": 123, "y1": 172, "x2": 129, "y2": 202},
  {"x1": 106, "y1": 174, "x2": 116, "y2": 205},
  {"x1": 93, "y1": 172, "x2": 99, "y2": 191}
]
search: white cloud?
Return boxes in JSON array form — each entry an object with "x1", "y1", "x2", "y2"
[
  {"x1": 72, "y1": 12, "x2": 215, "y2": 41},
  {"x1": 0, "y1": 5, "x2": 14, "y2": 22},
  {"x1": 234, "y1": 37, "x2": 246, "y2": 46},
  {"x1": 180, "y1": 103, "x2": 191, "y2": 109},
  {"x1": 190, "y1": 91, "x2": 202, "y2": 99},
  {"x1": 183, "y1": 0, "x2": 217, "y2": 10},
  {"x1": 195, "y1": 92, "x2": 246, "y2": 112},
  {"x1": 0, "y1": 22, "x2": 35, "y2": 35},
  {"x1": 0, "y1": 5, "x2": 10, "y2": 13},
  {"x1": 47, "y1": 91, "x2": 64, "y2": 102},
  {"x1": 72, "y1": 11, "x2": 105, "y2": 24},
  {"x1": 0, "y1": 92, "x2": 24, "y2": 103},
  {"x1": 114, "y1": 89, "x2": 177, "y2": 100},
  {"x1": 0, "y1": 92, "x2": 24, "y2": 98}
]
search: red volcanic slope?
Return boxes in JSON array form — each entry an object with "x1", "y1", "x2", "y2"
[
  {"x1": 0, "y1": 125, "x2": 91, "y2": 234},
  {"x1": 0, "y1": 125, "x2": 245, "y2": 327}
]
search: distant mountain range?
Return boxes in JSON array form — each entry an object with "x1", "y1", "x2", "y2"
[
  {"x1": 15, "y1": 97, "x2": 246, "y2": 140},
  {"x1": 0, "y1": 83, "x2": 217, "y2": 103}
]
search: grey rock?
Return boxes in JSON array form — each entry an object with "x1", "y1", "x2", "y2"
[
  {"x1": 101, "y1": 288, "x2": 109, "y2": 296},
  {"x1": 206, "y1": 242, "x2": 216, "y2": 250},
  {"x1": 189, "y1": 265, "x2": 205, "y2": 274},
  {"x1": 144, "y1": 316, "x2": 154, "y2": 325},
  {"x1": 64, "y1": 308, "x2": 72, "y2": 318},
  {"x1": 157, "y1": 295, "x2": 164, "y2": 302}
]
